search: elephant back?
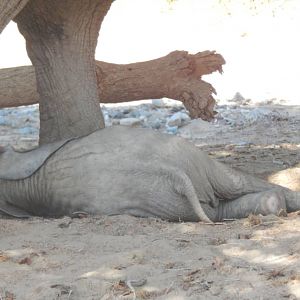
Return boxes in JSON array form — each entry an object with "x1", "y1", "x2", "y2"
[{"x1": 0, "y1": 140, "x2": 70, "y2": 180}]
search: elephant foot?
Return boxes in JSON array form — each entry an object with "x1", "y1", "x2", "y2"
[
  {"x1": 258, "y1": 189, "x2": 287, "y2": 215},
  {"x1": 217, "y1": 189, "x2": 287, "y2": 221},
  {"x1": 284, "y1": 191, "x2": 300, "y2": 213}
]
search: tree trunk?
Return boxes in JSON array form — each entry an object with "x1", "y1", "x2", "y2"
[
  {"x1": 0, "y1": 50, "x2": 225, "y2": 120},
  {"x1": 0, "y1": 0, "x2": 29, "y2": 33},
  {"x1": 14, "y1": 0, "x2": 112, "y2": 144}
]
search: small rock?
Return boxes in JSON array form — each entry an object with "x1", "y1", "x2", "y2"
[
  {"x1": 180, "y1": 112, "x2": 191, "y2": 124},
  {"x1": 18, "y1": 257, "x2": 32, "y2": 265},
  {"x1": 152, "y1": 99, "x2": 165, "y2": 107},
  {"x1": 112, "y1": 119, "x2": 120, "y2": 125},
  {"x1": 109, "y1": 110, "x2": 125, "y2": 119},
  {"x1": 150, "y1": 120, "x2": 161, "y2": 129},
  {"x1": 58, "y1": 217, "x2": 72, "y2": 228},
  {"x1": 122, "y1": 108, "x2": 132, "y2": 115},
  {"x1": 170, "y1": 105, "x2": 183, "y2": 113},
  {"x1": 50, "y1": 284, "x2": 73, "y2": 295},
  {"x1": 237, "y1": 233, "x2": 251, "y2": 239},
  {"x1": 58, "y1": 220, "x2": 72, "y2": 228},
  {"x1": 119, "y1": 118, "x2": 142, "y2": 127},
  {"x1": 128, "y1": 110, "x2": 141, "y2": 118},
  {"x1": 167, "y1": 112, "x2": 187, "y2": 127},
  {"x1": 145, "y1": 113, "x2": 165, "y2": 129},
  {"x1": 167, "y1": 114, "x2": 182, "y2": 127},
  {"x1": 166, "y1": 125, "x2": 178, "y2": 134}
]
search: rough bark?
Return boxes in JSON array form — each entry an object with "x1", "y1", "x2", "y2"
[
  {"x1": 0, "y1": 50, "x2": 225, "y2": 120},
  {"x1": 97, "y1": 50, "x2": 224, "y2": 120},
  {"x1": 0, "y1": 65, "x2": 36, "y2": 107},
  {"x1": 0, "y1": 0, "x2": 29, "y2": 33},
  {"x1": 14, "y1": 0, "x2": 113, "y2": 144}
]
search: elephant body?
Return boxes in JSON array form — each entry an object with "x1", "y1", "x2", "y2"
[{"x1": 0, "y1": 127, "x2": 299, "y2": 222}]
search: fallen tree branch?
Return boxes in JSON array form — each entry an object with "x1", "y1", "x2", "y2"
[{"x1": 0, "y1": 50, "x2": 225, "y2": 120}]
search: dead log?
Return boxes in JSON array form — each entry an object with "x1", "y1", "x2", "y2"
[{"x1": 0, "y1": 50, "x2": 225, "y2": 120}]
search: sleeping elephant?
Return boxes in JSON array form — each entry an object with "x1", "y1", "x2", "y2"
[{"x1": 1, "y1": 126, "x2": 299, "y2": 222}]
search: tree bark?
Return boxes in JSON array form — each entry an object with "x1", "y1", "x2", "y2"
[
  {"x1": 0, "y1": 50, "x2": 225, "y2": 120},
  {"x1": 14, "y1": 0, "x2": 112, "y2": 144},
  {"x1": 0, "y1": 0, "x2": 29, "y2": 33}
]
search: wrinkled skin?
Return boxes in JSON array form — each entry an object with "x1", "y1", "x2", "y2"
[{"x1": 0, "y1": 127, "x2": 299, "y2": 222}]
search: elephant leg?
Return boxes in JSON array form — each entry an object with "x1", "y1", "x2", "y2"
[
  {"x1": 206, "y1": 160, "x2": 300, "y2": 214},
  {"x1": 206, "y1": 159, "x2": 277, "y2": 200},
  {"x1": 281, "y1": 190, "x2": 300, "y2": 212},
  {"x1": 216, "y1": 189, "x2": 287, "y2": 221}
]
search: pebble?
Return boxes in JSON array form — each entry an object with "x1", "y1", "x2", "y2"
[
  {"x1": 119, "y1": 117, "x2": 142, "y2": 127},
  {"x1": 107, "y1": 110, "x2": 125, "y2": 119},
  {"x1": 167, "y1": 112, "x2": 190, "y2": 127},
  {"x1": 166, "y1": 125, "x2": 178, "y2": 134},
  {"x1": 150, "y1": 120, "x2": 161, "y2": 129},
  {"x1": 167, "y1": 114, "x2": 182, "y2": 127},
  {"x1": 112, "y1": 119, "x2": 120, "y2": 125},
  {"x1": 152, "y1": 99, "x2": 165, "y2": 107}
]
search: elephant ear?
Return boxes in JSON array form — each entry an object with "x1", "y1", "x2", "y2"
[
  {"x1": 0, "y1": 201, "x2": 32, "y2": 218},
  {"x1": 0, "y1": 140, "x2": 70, "y2": 180}
]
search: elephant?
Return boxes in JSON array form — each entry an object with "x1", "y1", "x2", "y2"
[{"x1": 0, "y1": 126, "x2": 299, "y2": 222}]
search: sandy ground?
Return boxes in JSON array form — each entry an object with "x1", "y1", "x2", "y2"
[{"x1": 0, "y1": 104, "x2": 300, "y2": 300}]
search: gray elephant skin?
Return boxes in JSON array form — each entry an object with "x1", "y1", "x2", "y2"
[{"x1": 0, "y1": 126, "x2": 299, "y2": 222}]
